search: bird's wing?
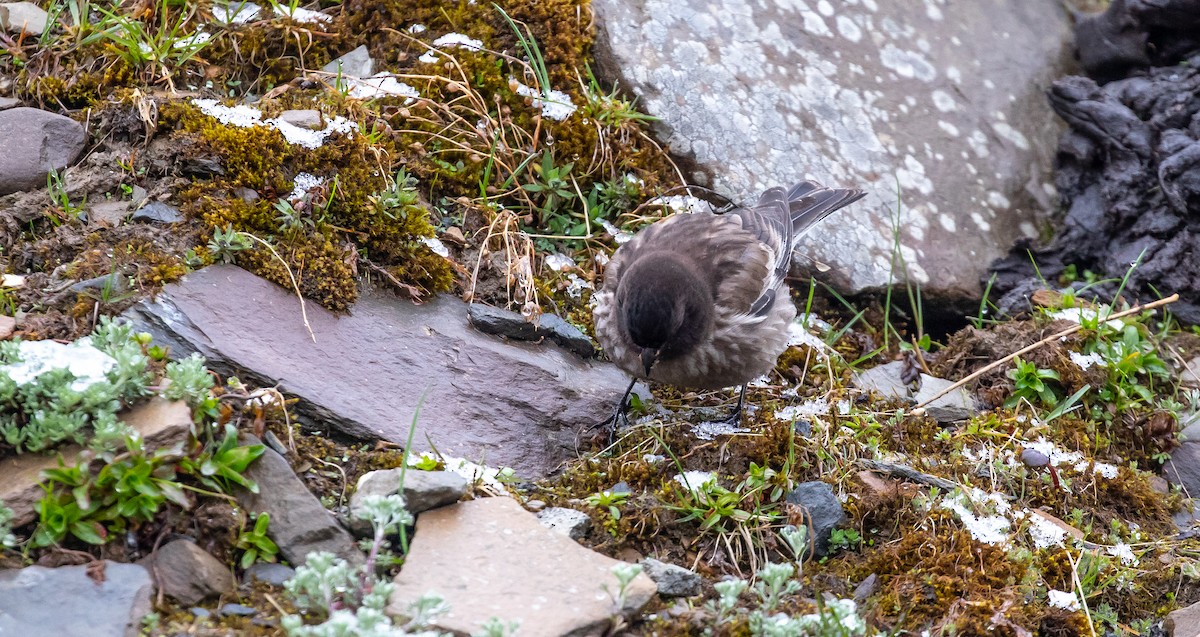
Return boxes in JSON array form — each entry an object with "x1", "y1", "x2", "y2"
[{"x1": 730, "y1": 181, "x2": 867, "y2": 315}]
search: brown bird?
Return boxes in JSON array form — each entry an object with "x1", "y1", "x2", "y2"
[{"x1": 592, "y1": 181, "x2": 865, "y2": 429}]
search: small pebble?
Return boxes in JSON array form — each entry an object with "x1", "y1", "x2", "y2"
[
  {"x1": 1021, "y1": 448, "x2": 1050, "y2": 468},
  {"x1": 219, "y1": 603, "x2": 257, "y2": 617}
]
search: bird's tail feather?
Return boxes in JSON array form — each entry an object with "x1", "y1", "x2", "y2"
[{"x1": 788, "y1": 181, "x2": 867, "y2": 240}]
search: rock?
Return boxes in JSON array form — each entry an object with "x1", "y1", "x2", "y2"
[
  {"x1": 1181, "y1": 419, "x2": 1200, "y2": 443},
  {"x1": 322, "y1": 45, "x2": 374, "y2": 78},
  {"x1": 536, "y1": 506, "x2": 592, "y2": 540},
  {"x1": 219, "y1": 603, "x2": 257, "y2": 617},
  {"x1": 468, "y1": 303, "x2": 596, "y2": 358},
  {"x1": 0, "y1": 96, "x2": 18, "y2": 111},
  {"x1": 1164, "y1": 444, "x2": 1200, "y2": 499},
  {"x1": 852, "y1": 573, "x2": 878, "y2": 604},
  {"x1": 640, "y1": 557, "x2": 702, "y2": 598},
  {"x1": 71, "y1": 272, "x2": 129, "y2": 296},
  {"x1": 87, "y1": 200, "x2": 129, "y2": 227},
  {"x1": 989, "y1": 56, "x2": 1200, "y2": 323},
  {"x1": 1020, "y1": 448, "x2": 1051, "y2": 469},
  {"x1": 235, "y1": 435, "x2": 363, "y2": 568},
  {"x1": 0, "y1": 561, "x2": 153, "y2": 637},
  {"x1": 784, "y1": 481, "x2": 846, "y2": 557},
  {"x1": 0, "y1": 108, "x2": 86, "y2": 195},
  {"x1": 1182, "y1": 358, "x2": 1200, "y2": 388},
  {"x1": 914, "y1": 374, "x2": 980, "y2": 423},
  {"x1": 277, "y1": 109, "x2": 323, "y2": 130},
  {"x1": 388, "y1": 497, "x2": 656, "y2": 635},
  {"x1": 1167, "y1": 598, "x2": 1200, "y2": 637},
  {"x1": 123, "y1": 265, "x2": 638, "y2": 478},
  {"x1": 243, "y1": 562, "x2": 296, "y2": 587},
  {"x1": 591, "y1": 0, "x2": 1071, "y2": 300},
  {"x1": 131, "y1": 201, "x2": 183, "y2": 224},
  {"x1": 0, "y1": 2, "x2": 48, "y2": 35},
  {"x1": 139, "y1": 539, "x2": 235, "y2": 605},
  {"x1": 347, "y1": 468, "x2": 468, "y2": 536},
  {"x1": 1073, "y1": 0, "x2": 1200, "y2": 81},
  {"x1": 0, "y1": 397, "x2": 192, "y2": 527},
  {"x1": 853, "y1": 361, "x2": 910, "y2": 400},
  {"x1": 0, "y1": 315, "x2": 13, "y2": 340}
]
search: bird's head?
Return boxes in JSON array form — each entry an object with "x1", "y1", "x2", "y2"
[{"x1": 616, "y1": 253, "x2": 714, "y2": 376}]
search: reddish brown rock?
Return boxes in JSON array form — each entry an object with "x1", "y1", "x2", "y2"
[{"x1": 388, "y1": 497, "x2": 655, "y2": 636}]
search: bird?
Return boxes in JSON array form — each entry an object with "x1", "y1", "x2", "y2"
[{"x1": 592, "y1": 180, "x2": 866, "y2": 432}]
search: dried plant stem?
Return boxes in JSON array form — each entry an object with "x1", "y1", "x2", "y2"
[{"x1": 913, "y1": 294, "x2": 1179, "y2": 414}]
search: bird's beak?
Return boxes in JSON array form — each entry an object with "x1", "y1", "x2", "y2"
[{"x1": 640, "y1": 348, "x2": 659, "y2": 376}]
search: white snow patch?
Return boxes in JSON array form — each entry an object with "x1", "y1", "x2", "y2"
[
  {"x1": 346, "y1": 73, "x2": 420, "y2": 102},
  {"x1": 1107, "y1": 542, "x2": 1137, "y2": 565},
  {"x1": 288, "y1": 173, "x2": 324, "y2": 200},
  {"x1": 692, "y1": 419, "x2": 749, "y2": 440},
  {"x1": 432, "y1": 32, "x2": 484, "y2": 51},
  {"x1": 543, "y1": 253, "x2": 575, "y2": 272},
  {"x1": 787, "y1": 321, "x2": 825, "y2": 349},
  {"x1": 774, "y1": 399, "x2": 829, "y2": 421},
  {"x1": 1046, "y1": 307, "x2": 1125, "y2": 330},
  {"x1": 2, "y1": 338, "x2": 116, "y2": 392},
  {"x1": 512, "y1": 79, "x2": 576, "y2": 121},
  {"x1": 274, "y1": 5, "x2": 329, "y2": 23},
  {"x1": 1048, "y1": 589, "x2": 1081, "y2": 611},
  {"x1": 940, "y1": 488, "x2": 1011, "y2": 546},
  {"x1": 408, "y1": 24, "x2": 426, "y2": 33},
  {"x1": 1028, "y1": 513, "x2": 1068, "y2": 549},
  {"x1": 422, "y1": 237, "x2": 449, "y2": 258},
  {"x1": 648, "y1": 195, "x2": 713, "y2": 215},
  {"x1": 673, "y1": 471, "x2": 717, "y2": 493},
  {"x1": 599, "y1": 219, "x2": 632, "y2": 244},
  {"x1": 213, "y1": 2, "x2": 261, "y2": 24},
  {"x1": 192, "y1": 98, "x2": 357, "y2": 149},
  {"x1": 1068, "y1": 351, "x2": 1106, "y2": 370}
]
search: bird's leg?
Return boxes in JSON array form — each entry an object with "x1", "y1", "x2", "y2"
[
  {"x1": 720, "y1": 385, "x2": 748, "y2": 425},
  {"x1": 596, "y1": 377, "x2": 638, "y2": 442}
]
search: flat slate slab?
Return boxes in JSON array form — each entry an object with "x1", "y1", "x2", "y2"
[
  {"x1": 388, "y1": 497, "x2": 656, "y2": 636},
  {"x1": 0, "y1": 561, "x2": 153, "y2": 637},
  {"x1": 123, "y1": 265, "x2": 634, "y2": 478}
]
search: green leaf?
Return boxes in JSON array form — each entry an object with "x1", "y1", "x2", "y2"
[{"x1": 71, "y1": 521, "x2": 106, "y2": 545}]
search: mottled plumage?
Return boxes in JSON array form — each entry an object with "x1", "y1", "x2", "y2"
[{"x1": 593, "y1": 181, "x2": 865, "y2": 421}]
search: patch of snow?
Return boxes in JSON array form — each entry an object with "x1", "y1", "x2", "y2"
[
  {"x1": 274, "y1": 5, "x2": 329, "y2": 23},
  {"x1": 213, "y1": 2, "x2": 261, "y2": 24},
  {"x1": 422, "y1": 237, "x2": 449, "y2": 258},
  {"x1": 192, "y1": 98, "x2": 358, "y2": 150},
  {"x1": 2, "y1": 338, "x2": 116, "y2": 392},
  {"x1": 543, "y1": 253, "x2": 575, "y2": 272},
  {"x1": 1069, "y1": 351, "x2": 1106, "y2": 370},
  {"x1": 599, "y1": 219, "x2": 632, "y2": 244},
  {"x1": 1093, "y1": 462, "x2": 1119, "y2": 479},
  {"x1": 345, "y1": 73, "x2": 420, "y2": 102},
  {"x1": 692, "y1": 419, "x2": 749, "y2": 440},
  {"x1": 418, "y1": 50, "x2": 439, "y2": 64},
  {"x1": 511, "y1": 78, "x2": 577, "y2": 121},
  {"x1": 1107, "y1": 542, "x2": 1137, "y2": 565},
  {"x1": 940, "y1": 488, "x2": 1011, "y2": 546},
  {"x1": 1023, "y1": 438, "x2": 1084, "y2": 468},
  {"x1": 565, "y1": 273, "x2": 592, "y2": 299},
  {"x1": 648, "y1": 195, "x2": 713, "y2": 215},
  {"x1": 440, "y1": 456, "x2": 511, "y2": 491},
  {"x1": 408, "y1": 24, "x2": 426, "y2": 33},
  {"x1": 673, "y1": 471, "x2": 716, "y2": 493},
  {"x1": 191, "y1": 98, "x2": 263, "y2": 128},
  {"x1": 1047, "y1": 589, "x2": 1080, "y2": 611},
  {"x1": 774, "y1": 399, "x2": 829, "y2": 421},
  {"x1": 432, "y1": 32, "x2": 484, "y2": 50},
  {"x1": 288, "y1": 173, "x2": 324, "y2": 200},
  {"x1": 787, "y1": 321, "x2": 825, "y2": 349},
  {"x1": 1046, "y1": 306, "x2": 1125, "y2": 330},
  {"x1": 641, "y1": 454, "x2": 665, "y2": 464},
  {"x1": 173, "y1": 31, "x2": 211, "y2": 49},
  {"x1": 1027, "y1": 513, "x2": 1068, "y2": 549}
]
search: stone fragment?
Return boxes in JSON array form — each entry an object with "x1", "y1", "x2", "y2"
[
  {"x1": 131, "y1": 201, "x2": 183, "y2": 224},
  {"x1": 235, "y1": 435, "x2": 363, "y2": 568},
  {"x1": 852, "y1": 361, "x2": 910, "y2": 401},
  {"x1": 914, "y1": 374, "x2": 980, "y2": 423},
  {"x1": 0, "y1": 96, "x2": 18, "y2": 111},
  {"x1": 243, "y1": 562, "x2": 296, "y2": 587},
  {"x1": 0, "y1": 315, "x2": 14, "y2": 340},
  {"x1": 1164, "y1": 444, "x2": 1200, "y2": 500},
  {"x1": 87, "y1": 200, "x2": 129, "y2": 227},
  {"x1": 784, "y1": 481, "x2": 846, "y2": 557},
  {"x1": 0, "y1": 107, "x2": 86, "y2": 195},
  {"x1": 322, "y1": 45, "x2": 374, "y2": 78},
  {"x1": 123, "y1": 265, "x2": 636, "y2": 478},
  {"x1": 1167, "y1": 597, "x2": 1200, "y2": 637},
  {"x1": 277, "y1": 109, "x2": 323, "y2": 130},
  {"x1": 536, "y1": 506, "x2": 592, "y2": 540},
  {"x1": 468, "y1": 303, "x2": 596, "y2": 358},
  {"x1": 0, "y1": 561, "x2": 153, "y2": 637},
  {"x1": 140, "y1": 539, "x2": 235, "y2": 605},
  {"x1": 1183, "y1": 358, "x2": 1200, "y2": 388},
  {"x1": 388, "y1": 497, "x2": 655, "y2": 635},
  {"x1": 0, "y1": 2, "x2": 48, "y2": 35},
  {"x1": 0, "y1": 397, "x2": 192, "y2": 526},
  {"x1": 347, "y1": 468, "x2": 468, "y2": 536},
  {"x1": 640, "y1": 557, "x2": 702, "y2": 597}
]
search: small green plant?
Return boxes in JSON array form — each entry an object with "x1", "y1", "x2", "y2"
[
  {"x1": 827, "y1": 528, "x2": 861, "y2": 552},
  {"x1": 584, "y1": 489, "x2": 629, "y2": 521},
  {"x1": 274, "y1": 200, "x2": 315, "y2": 234},
  {"x1": 522, "y1": 151, "x2": 577, "y2": 229},
  {"x1": 1, "y1": 502, "x2": 17, "y2": 548},
  {"x1": 676, "y1": 479, "x2": 756, "y2": 532},
  {"x1": 46, "y1": 168, "x2": 85, "y2": 222},
  {"x1": 703, "y1": 561, "x2": 870, "y2": 636},
  {"x1": 93, "y1": 3, "x2": 211, "y2": 86},
  {"x1": 208, "y1": 226, "x2": 253, "y2": 264},
  {"x1": 1005, "y1": 356, "x2": 1062, "y2": 408},
  {"x1": 607, "y1": 562, "x2": 644, "y2": 610},
  {"x1": 579, "y1": 66, "x2": 659, "y2": 127},
  {"x1": 180, "y1": 423, "x2": 264, "y2": 494},
  {"x1": 236, "y1": 512, "x2": 279, "y2": 569}
]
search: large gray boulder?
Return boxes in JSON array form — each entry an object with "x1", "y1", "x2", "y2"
[
  {"x1": 0, "y1": 107, "x2": 86, "y2": 194},
  {"x1": 592, "y1": 0, "x2": 1073, "y2": 299},
  {"x1": 0, "y1": 561, "x2": 153, "y2": 637}
]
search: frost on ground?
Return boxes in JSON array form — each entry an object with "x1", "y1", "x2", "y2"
[
  {"x1": 1, "y1": 339, "x2": 116, "y2": 392},
  {"x1": 191, "y1": 98, "x2": 358, "y2": 150}
]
